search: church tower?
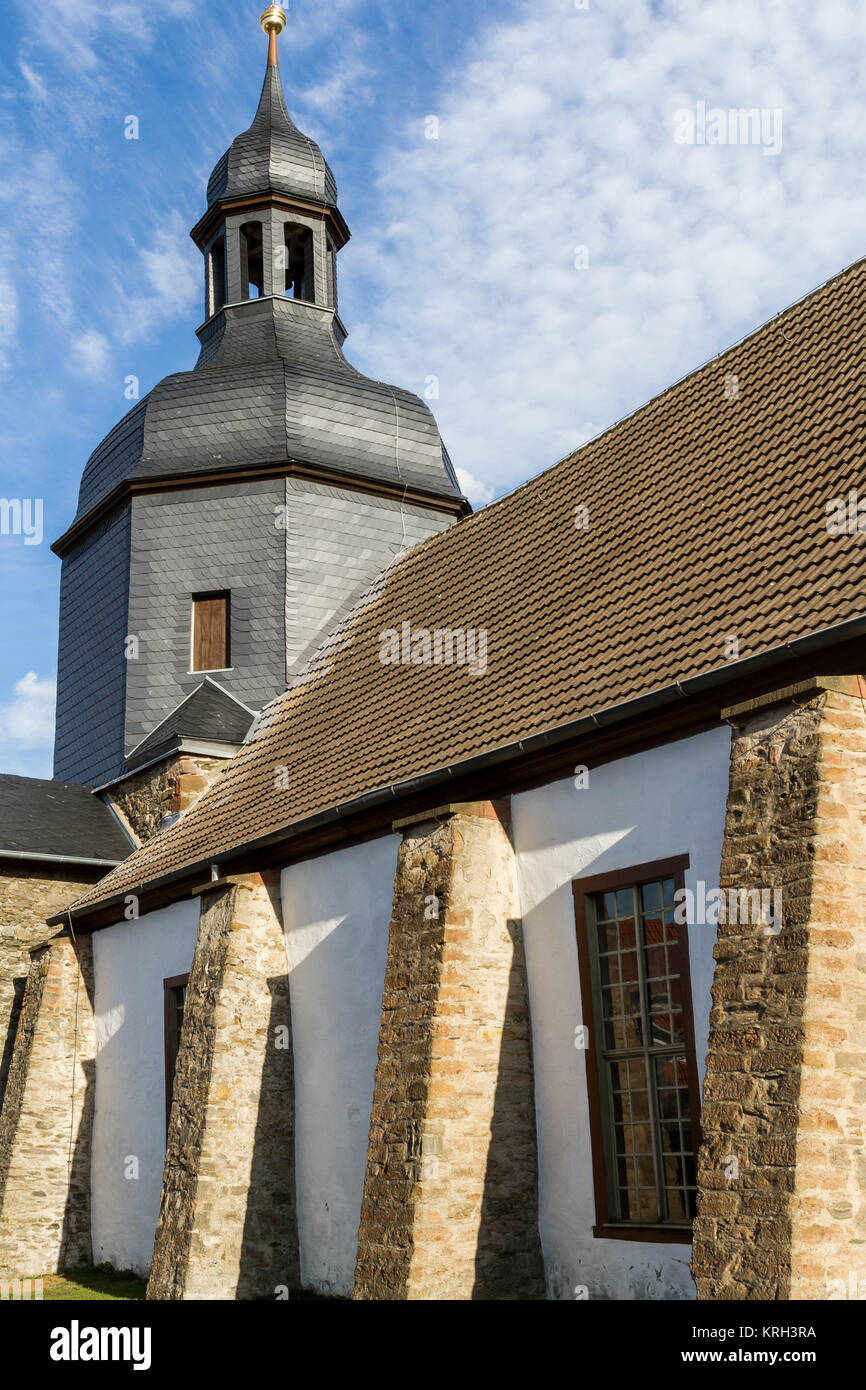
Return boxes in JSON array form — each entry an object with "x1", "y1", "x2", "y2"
[{"x1": 52, "y1": 5, "x2": 468, "y2": 804}]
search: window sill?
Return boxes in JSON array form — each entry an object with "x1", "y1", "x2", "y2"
[{"x1": 592, "y1": 1223, "x2": 693, "y2": 1245}]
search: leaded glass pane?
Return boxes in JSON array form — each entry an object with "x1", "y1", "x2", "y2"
[{"x1": 587, "y1": 877, "x2": 696, "y2": 1226}]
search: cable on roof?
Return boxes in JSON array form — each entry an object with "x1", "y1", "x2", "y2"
[{"x1": 383, "y1": 384, "x2": 409, "y2": 554}]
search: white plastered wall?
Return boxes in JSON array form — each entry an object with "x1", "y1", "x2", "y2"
[
  {"x1": 281, "y1": 835, "x2": 397, "y2": 1296},
  {"x1": 90, "y1": 897, "x2": 200, "y2": 1275},
  {"x1": 512, "y1": 726, "x2": 731, "y2": 1300},
  {"x1": 85, "y1": 725, "x2": 729, "y2": 1294}
]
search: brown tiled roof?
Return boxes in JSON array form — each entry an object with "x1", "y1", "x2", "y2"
[{"x1": 68, "y1": 257, "x2": 866, "y2": 918}]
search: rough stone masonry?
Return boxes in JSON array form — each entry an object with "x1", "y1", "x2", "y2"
[
  {"x1": 354, "y1": 800, "x2": 545, "y2": 1300},
  {"x1": 0, "y1": 867, "x2": 100, "y2": 1109},
  {"x1": 692, "y1": 677, "x2": 866, "y2": 1299},
  {"x1": 148, "y1": 872, "x2": 299, "y2": 1300},
  {"x1": 0, "y1": 933, "x2": 95, "y2": 1278}
]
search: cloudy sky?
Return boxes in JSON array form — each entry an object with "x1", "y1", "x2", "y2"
[{"x1": 1, "y1": 0, "x2": 865, "y2": 776}]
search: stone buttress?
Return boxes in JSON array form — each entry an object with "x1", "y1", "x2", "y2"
[
  {"x1": 147, "y1": 871, "x2": 299, "y2": 1300},
  {"x1": 692, "y1": 677, "x2": 866, "y2": 1299},
  {"x1": 354, "y1": 800, "x2": 545, "y2": 1300},
  {"x1": 0, "y1": 933, "x2": 95, "y2": 1278}
]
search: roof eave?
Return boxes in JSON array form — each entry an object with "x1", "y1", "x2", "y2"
[
  {"x1": 1, "y1": 850, "x2": 124, "y2": 870},
  {"x1": 53, "y1": 611, "x2": 866, "y2": 930}
]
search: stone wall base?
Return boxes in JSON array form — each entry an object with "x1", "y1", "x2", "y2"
[
  {"x1": 0, "y1": 864, "x2": 102, "y2": 1110},
  {"x1": 354, "y1": 801, "x2": 545, "y2": 1300},
  {"x1": 147, "y1": 872, "x2": 298, "y2": 1300},
  {"x1": 693, "y1": 678, "x2": 866, "y2": 1299},
  {"x1": 0, "y1": 934, "x2": 94, "y2": 1278}
]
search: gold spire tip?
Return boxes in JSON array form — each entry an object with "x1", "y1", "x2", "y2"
[{"x1": 260, "y1": 5, "x2": 287, "y2": 36}]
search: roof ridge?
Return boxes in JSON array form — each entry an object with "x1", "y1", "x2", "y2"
[
  {"x1": 456, "y1": 252, "x2": 866, "y2": 526},
  {"x1": 198, "y1": 675, "x2": 260, "y2": 717}
]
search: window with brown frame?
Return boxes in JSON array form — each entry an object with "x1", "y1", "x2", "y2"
[
  {"x1": 191, "y1": 592, "x2": 230, "y2": 672},
  {"x1": 163, "y1": 973, "x2": 189, "y2": 1129},
  {"x1": 572, "y1": 856, "x2": 701, "y2": 1243}
]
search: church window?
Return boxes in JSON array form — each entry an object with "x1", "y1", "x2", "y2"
[
  {"x1": 191, "y1": 592, "x2": 231, "y2": 672},
  {"x1": 240, "y1": 221, "x2": 265, "y2": 299},
  {"x1": 163, "y1": 974, "x2": 189, "y2": 1128},
  {"x1": 572, "y1": 858, "x2": 701, "y2": 1240},
  {"x1": 283, "y1": 224, "x2": 314, "y2": 302}
]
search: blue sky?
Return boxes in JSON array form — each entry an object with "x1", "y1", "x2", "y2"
[{"x1": 1, "y1": 0, "x2": 866, "y2": 777}]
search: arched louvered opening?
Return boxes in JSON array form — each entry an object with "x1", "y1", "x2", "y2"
[
  {"x1": 207, "y1": 235, "x2": 226, "y2": 317},
  {"x1": 283, "y1": 224, "x2": 314, "y2": 303},
  {"x1": 240, "y1": 221, "x2": 265, "y2": 300}
]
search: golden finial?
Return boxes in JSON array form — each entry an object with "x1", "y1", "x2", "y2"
[
  {"x1": 260, "y1": 6, "x2": 287, "y2": 65},
  {"x1": 260, "y1": 4, "x2": 287, "y2": 32},
  {"x1": 258, "y1": 5, "x2": 286, "y2": 64}
]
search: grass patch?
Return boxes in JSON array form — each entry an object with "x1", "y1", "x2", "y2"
[
  {"x1": 18, "y1": 1267, "x2": 346, "y2": 1302},
  {"x1": 40, "y1": 1265, "x2": 147, "y2": 1301}
]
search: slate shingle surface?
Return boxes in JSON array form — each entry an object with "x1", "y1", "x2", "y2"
[
  {"x1": 206, "y1": 63, "x2": 338, "y2": 209},
  {"x1": 72, "y1": 61, "x2": 461, "y2": 530},
  {"x1": 56, "y1": 473, "x2": 452, "y2": 787},
  {"x1": 283, "y1": 476, "x2": 454, "y2": 676},
  {"x1": 74, "y1": 297, "x2": 463, "y2": 526},
  {"x1": 0, "y1": 776, "x2": 133, "y2": 863},
  {"x1": 124, "y1": 480, "x2": 286, "y2": 753},
  {"x1": 53, "y1": 506, "x2": 132, "y2": 787},
  {"x1": 68, "y1": 257, "x2": 866, "y2": 915},
  {"x1": 126, "y1": 679, "x2": 257, "y2": 769}
]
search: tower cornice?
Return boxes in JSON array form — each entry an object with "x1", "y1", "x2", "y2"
[
  {"x1": 190, "y1": 189, "x2": 350, "y2": 254},
  {"x1": 52, "y1": 461, "x2": 471, "y2": 559}
]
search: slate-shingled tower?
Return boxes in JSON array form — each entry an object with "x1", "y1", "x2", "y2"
[{"x1": 51, "y1": 5, "x2": 468, "y2": 792}]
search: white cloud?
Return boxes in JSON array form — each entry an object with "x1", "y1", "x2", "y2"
[
  {"x1": 16, "y1": 0, "x2": 196, "y2": 74},
  {"x1": 18, "y1": 60, "x2": 49, "y2": 102},
  {"x1": 0, "y1": 671, "x2": 56, "y2": 749},
  {"x1": 456, "y1": 468, "x2": 494, "y2": 508},
  {"x1": 346, "y1": 0, "x2": 866, "y2": 498},
  {"x1": 300, "y1": 50, "x2": 371, "y2": 114},
  {"x1": 113, "y1": 215, "x2": 201, "y2": 343},
  {"x1": 3, "y1": 1, "x2": 208, "y2": 385},
  {"x1": 292, "y1": 0, "x2": 368, "y2": 49},
  {"x1": 141, "y1": 220, "x2": 201, "y2": 303},
  {"x1": 0, "y1": 141, "x2": 77, "y2": 363},
  {"x1": 0, "y1": 258, "x2": 20, "y2": 376},
  {"x1": 71, "y1": 329, "x2": 112, "y2": 380}
]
